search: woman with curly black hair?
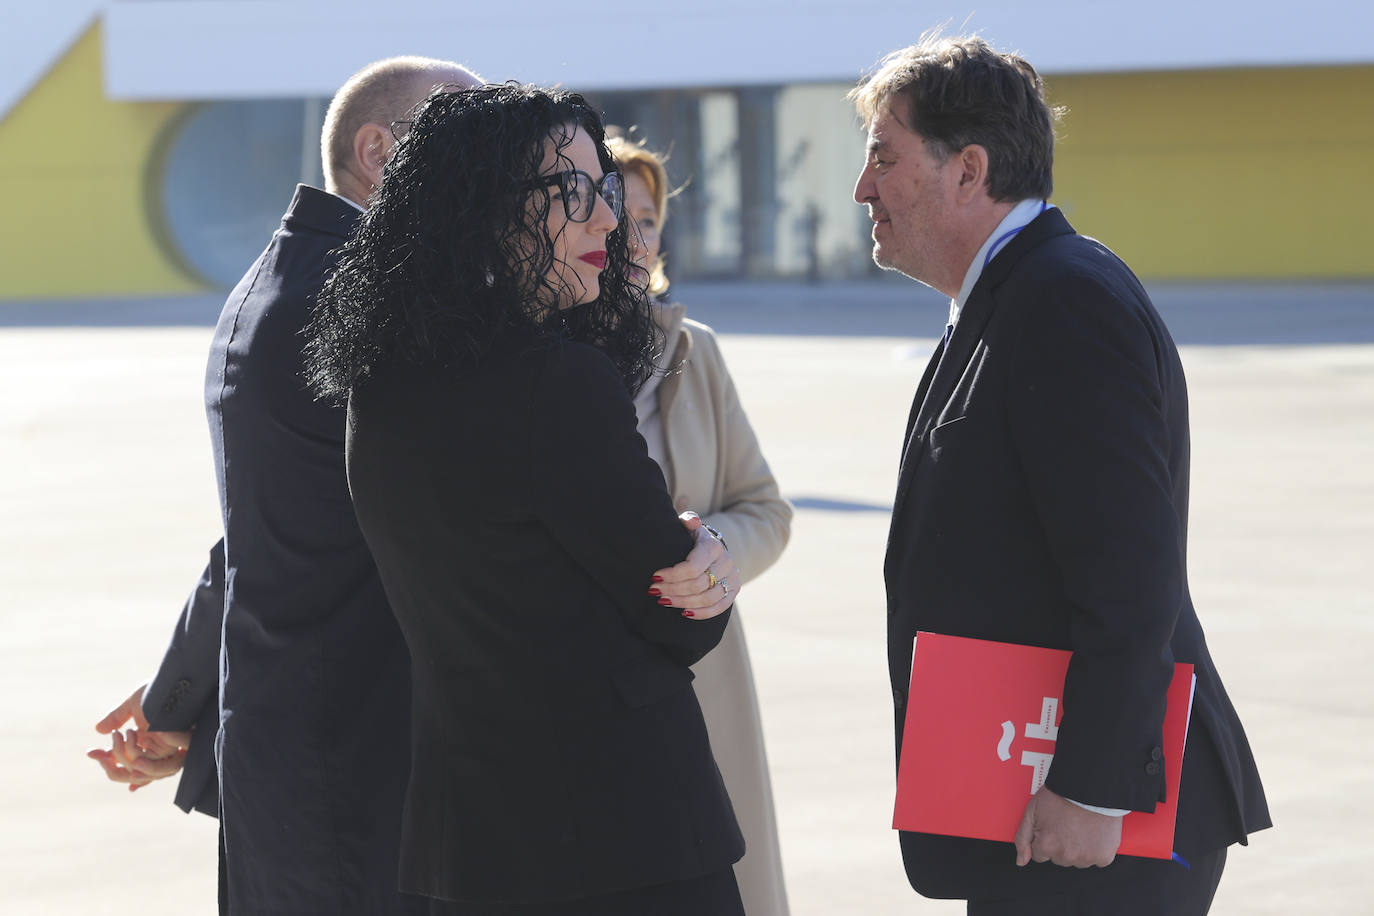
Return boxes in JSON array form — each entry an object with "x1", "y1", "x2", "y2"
[{"x1": 306, "y1": 84, "x2": 746, "y2": 915}]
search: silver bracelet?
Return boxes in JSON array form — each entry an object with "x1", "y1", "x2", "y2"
[{"x1": 701, "y1": 523, "x2": 728, "y2": 550}]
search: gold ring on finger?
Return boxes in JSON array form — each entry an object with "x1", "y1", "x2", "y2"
[{"x1": 707, "y1": 569, "x2": 719, "y2": 589}]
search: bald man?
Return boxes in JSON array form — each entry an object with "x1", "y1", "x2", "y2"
[{"x1": 88, "y1": 57, "x2": 482, "y2": 914}]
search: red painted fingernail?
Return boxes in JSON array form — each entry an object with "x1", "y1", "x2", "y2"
[
  {"x1": 651, "y1": 575, "x2": 664, "y2": 582},
  {"x1": 682, "y1": 611, "x2": 695, "y2": 618},
  {"x1": 657, "y1": 597, "x2": 672, "y2": 606},
  {"x1": 647, "y1": 588, "x2": 661, "y2": 596}
]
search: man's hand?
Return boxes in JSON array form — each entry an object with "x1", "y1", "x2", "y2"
[
  {"x1": 1013, "y1": 785, "x2": 1122, "y2": 868},
  {"x1": 648, "y1": 511, "x2": 740, "y2": 621},
  {"x1": 87, "y1": 685, "x2": 192, "y2": 792}
]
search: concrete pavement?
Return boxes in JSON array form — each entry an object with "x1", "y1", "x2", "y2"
[{"x1": 2, "y1": 282, "x2": 1370, "y2": 913}]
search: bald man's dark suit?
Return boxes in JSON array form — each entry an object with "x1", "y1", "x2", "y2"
[
  {"x1": 142, "y1": 185, "x2": 423, "y2": 915},
  {"x1": 885, "y1": 209, "x2": 1270, "y2": 907}
]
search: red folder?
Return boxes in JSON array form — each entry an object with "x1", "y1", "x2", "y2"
[{"x1": 892, "y1": 632, "x2": 1195, "y2": 860}]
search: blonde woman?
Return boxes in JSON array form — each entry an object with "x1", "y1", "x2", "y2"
[{"x1": 609, "y1": 135, "x2": 794, "y2": 916}]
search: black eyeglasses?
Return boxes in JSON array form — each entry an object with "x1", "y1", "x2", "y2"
[{"x1": 534, "y1": 169, "x2": 624, "y2": 223}]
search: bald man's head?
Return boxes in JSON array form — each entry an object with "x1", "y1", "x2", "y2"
[{"x1": 321, "y1": 56, "x2": 483, "y2": 204}]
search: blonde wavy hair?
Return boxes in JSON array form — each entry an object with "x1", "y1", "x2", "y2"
[{"x1": 606, "y1": 135, "x2": 671, "y2": 298}]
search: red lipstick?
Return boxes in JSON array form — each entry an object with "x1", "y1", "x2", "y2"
[{"x1": 578, "y1": 251, "x2": 607, "y2": 269}]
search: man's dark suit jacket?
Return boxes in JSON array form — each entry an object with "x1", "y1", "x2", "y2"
[
  {"x1": 886, "y1": 208, "x2": 1270, "y2": 901},
  {"x1": 346, "y1": 337, "x2": 745, "y2": 905},
  {"x1": 142, "y1": 185, "x2": 422, "y2": 915}
]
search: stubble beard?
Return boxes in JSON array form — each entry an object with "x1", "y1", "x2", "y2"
[
  {"x1": 870, "y1": 226, "x2": 901, "y2": 274},
  {"x1": 871, "y1": 236, "x2": 943, "y2": 294},
  {"x1": 870, "y1": 234, "x2": 912, "y2": 280}
]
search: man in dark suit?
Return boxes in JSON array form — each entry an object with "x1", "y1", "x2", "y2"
[
  {"x1": 87, "y1": 56, "x2": 482, "y2": 914},
  {"x1": 850, "y1": 35, "x2": 1270, "y2": 914}
]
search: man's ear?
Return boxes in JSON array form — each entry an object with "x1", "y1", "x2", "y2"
[
  {"x1": 954, "y1": 144, "x2": 991, "y2": 202},
  {"x1": 352, "y1": 122, "x2": 395, "y2": 196}
]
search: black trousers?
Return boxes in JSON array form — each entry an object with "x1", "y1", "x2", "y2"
[
  {"x1": 217, "y1": 824, "x2": 228, "y2": 915},
  {"x1": 427, "y1": 867, "x2": 743, "y2": 916},
  {"x1": 967, "y1": 847, "x2": 1227, "y2": 916}
]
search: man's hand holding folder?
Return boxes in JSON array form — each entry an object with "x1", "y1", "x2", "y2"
[
  {"x1": 892, "y1": 632, "x2": 1195, "y2": 863},
  {"x1": 1013, "y1": 785, "x2": 1123, "y2": 868}
]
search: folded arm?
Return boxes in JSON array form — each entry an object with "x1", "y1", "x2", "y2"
[
  {"x1": 685, "y1": 330, "x2": 792, "y2": 584},
  {"x1": 530, "y1": 346, "x2": 732, "y2": 666}
]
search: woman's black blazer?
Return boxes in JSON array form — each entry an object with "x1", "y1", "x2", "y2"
[{"x1": 346, "y1": 336, "x2": 744, "y2": 905}]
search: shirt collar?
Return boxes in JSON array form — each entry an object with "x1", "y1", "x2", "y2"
[
  {"x1": 337, "y1": 192, "x2": 366, "y2": 213},
  {"x1": 949, "y1": 198, "x2": 1051, "y2": 327}
]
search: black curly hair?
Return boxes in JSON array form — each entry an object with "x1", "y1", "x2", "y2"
[{"x1": 305, "y1": 82, "x2": 657, "y2": 401}]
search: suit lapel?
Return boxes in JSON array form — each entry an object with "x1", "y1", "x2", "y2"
[
  {"x1": 887, "y1": 208, "x2": 1077, "y2": 531},
  {"x1": 899, "y1": 336, "x2": 945, "y2": 460},
  {"x1": 887, "y1": 291, "x2": 994, "y2": 527}
]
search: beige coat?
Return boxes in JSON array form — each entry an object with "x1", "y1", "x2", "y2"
[{"x1": 651, "y1": 305, "x2": 793, "y2": 916}]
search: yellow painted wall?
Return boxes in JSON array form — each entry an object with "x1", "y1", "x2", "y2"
[
  {"x1": 1, "y1": 34, "x2": 1369, "y2": 295},
  {"x1": 1048, "y1": 66, "x2": 1374, "y2": 278},
  {"x1": 0, "y1": 23, "x2": 203, "y2": 300}
]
